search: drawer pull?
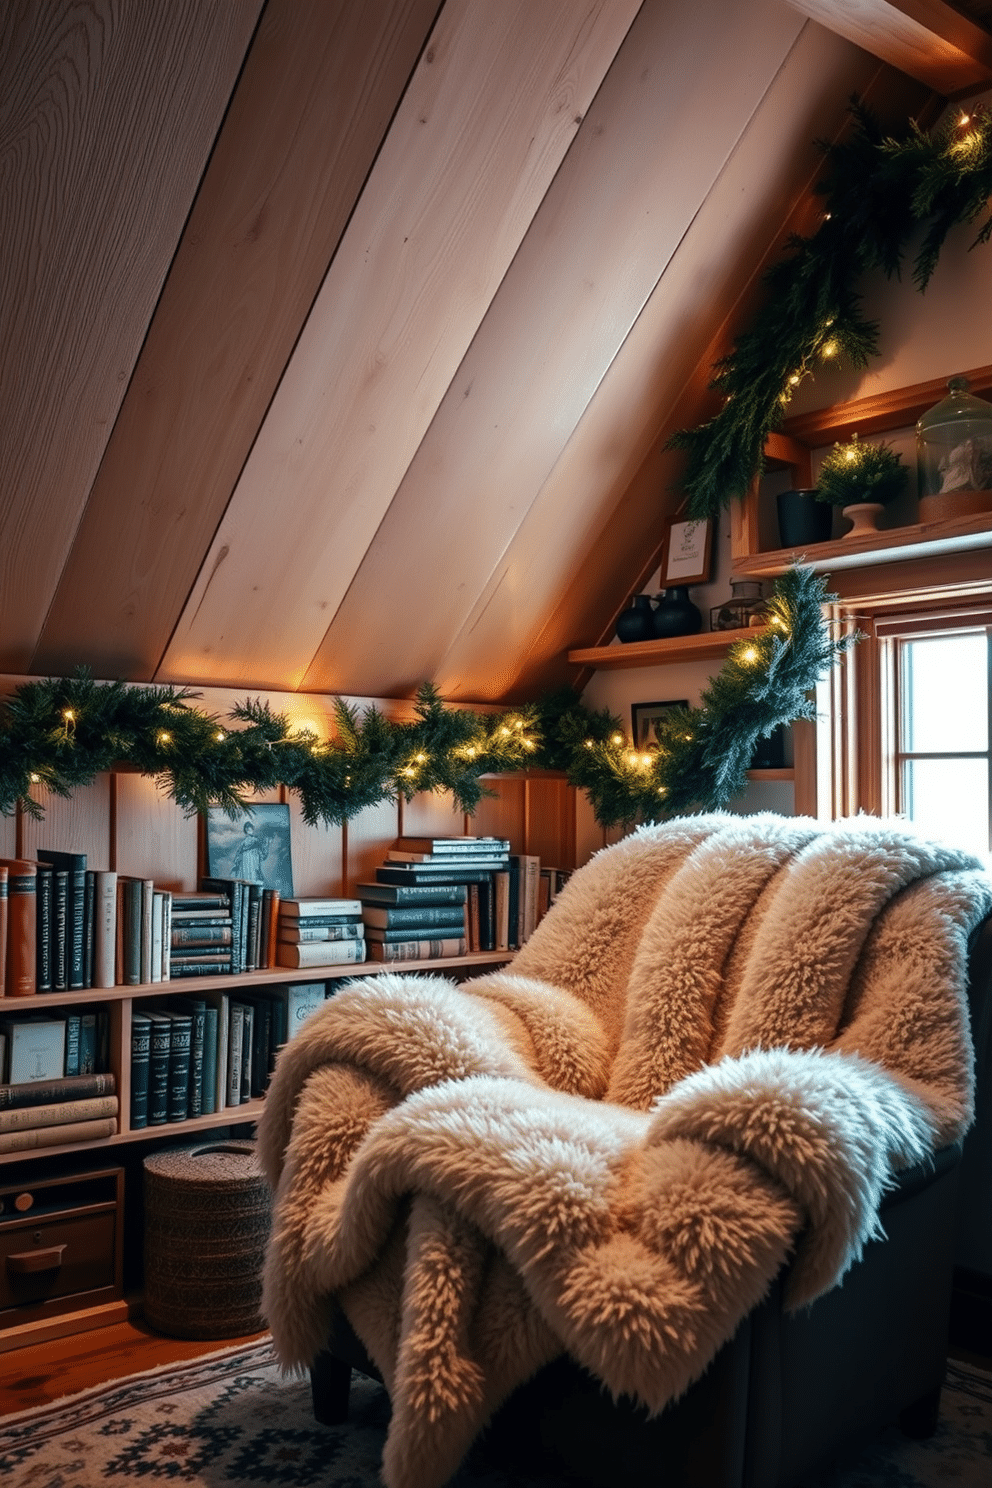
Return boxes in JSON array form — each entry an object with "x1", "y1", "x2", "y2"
[{"x1": 6, "y1": 1245, "x2": 66, "y2": 1274}]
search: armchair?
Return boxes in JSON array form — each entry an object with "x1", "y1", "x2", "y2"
[{"x1": 258, "y1": 813, "x2": 992, "y2": 1488}]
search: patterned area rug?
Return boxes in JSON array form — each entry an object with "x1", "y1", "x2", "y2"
[{"x1": 0, "y1": 1338, "x2": 989, "y2": 1486}]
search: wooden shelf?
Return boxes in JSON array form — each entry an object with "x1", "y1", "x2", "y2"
[
  {"x1": 568, "y1": 627, "x2": 761, "y2": 670},
  {"x1": 733, "y1": 511, "x2": 992, "y2": 580},
  {"x1": 734, "y1": 363, "x2": 992, "y2": 575}
]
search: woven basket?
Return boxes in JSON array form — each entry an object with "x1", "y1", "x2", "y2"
[{"x1": 143, "y1": 1141, "x2": 270, "y2": 1339}]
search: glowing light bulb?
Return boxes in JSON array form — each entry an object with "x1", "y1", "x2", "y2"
[
  {"x1": 63, "y1": 708, "x2": 75, "y2": 722},
  {"x1": 29, "y1": 773, "x2": 40, "y2": 784},
  {"x1": 215, "y1": 730, "x2": 226, "y2": 741},
  {"x1": 740, "y1": 647, "x2": 759, "y2": 665},
  {"x1": 821, "y1": 340, "x2": 838, "y2": 358},
  {"x1": 415, "y1": 752, "x2": 427, "y2": 764},
  {"x1": 584, "y1": 739, "x2": 595, "y2": 749},
  {"x1": 158, "y1": 731, "x2": 171, "y2": 745},
  {"x1": 611, "y1": 733, "x2": 624, "y2": 746}
]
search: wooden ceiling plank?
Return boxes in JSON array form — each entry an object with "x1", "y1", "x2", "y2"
[
  {"x1": 300, "y1": 0, "x2": 809, "y2": 699},
  {"x1": 786, "y1": 0, "x2": 992, "y2": 92},
  {"x1": 0, "y1": 0, "x2": 263, "y2": 673},
  {"x1": 434, "y1": 53, "x2": 933, "y2": 701},
  {"x1": 158, "y1": 0, "x2": 643, "y2": 691},
  {"x1": 30, "y1": 0, "x2": 441, "y2": 683}
]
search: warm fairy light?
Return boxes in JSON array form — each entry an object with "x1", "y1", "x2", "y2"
[
  {"x1": 788, "y1": 373, "x2": 801, "y2": 386},
  {"x1": 657, "y1": 786, "x2": 667, "y2": 795},
  {"x1": 500, "y1": 726, "x2": 510, "y2": 736},
  {"x1": 215, "y1": 730, "x2": 226, "y2": 741},
  {"x1": 402, "y1": 766, "x2": 416, "y2": 777},
  {"x1": 29, "y1": 773, "x2": 40, "y2": 783},
  {"x1": 585, "y1": 738, "x2": 595, "y2": 749},
  {"x1": 63, "y1": 708, "x2": 75, "y2": 722},
  {"x1": 959, "y1": 113, "x2": 971, "y2": 128},
  {"x1": 465, "y1": 746, "x2": 477, "y2": 758},
  {"x1": 415, "y1": 752, "x2": 427, "y2": 764},
  {"x1": 740, "y1": 647, "x2": 759, "y2": 665},
  {"x1": 821, "y1": 340, "x2": 838, "y2": 358},
  {"x1": 523, "y1": 739, "x2": 535, "y2": 751},
  {"x1": 158, "y1": 731, "x2": 171, "y2": 745},
  {"x1": 611, "y1": 732, "x2": 624, "y2": 745}
]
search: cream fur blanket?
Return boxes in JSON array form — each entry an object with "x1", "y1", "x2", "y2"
[{"x1": 258, "y1": 813, "x2": 992, "y2": 1488}]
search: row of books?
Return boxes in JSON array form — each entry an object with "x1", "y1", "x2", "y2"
[
  {"x1": 0, "y1": 1006, "x2": 116, "y2": 1153},
  {"x1": 355, "y1": 836, "x2": 570, "y2": 961},
  {"x1": 129, "y1": 981, "x2": 327, "y2": 1127}
]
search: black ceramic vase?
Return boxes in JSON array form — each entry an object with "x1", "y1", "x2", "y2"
[
  {"x1": 652, "y1": 587, "x2": 702, "y2": 639},
  {"x1": 615, "y1": 593, "x2": 655, "y2": 643},
  {"x1": 776, "y1": 488, "x2": 833, "y2": 548}
]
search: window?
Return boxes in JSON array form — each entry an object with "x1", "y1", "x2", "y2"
[{"x1": 893, "y1": 626, "x2": 992, "y2": 860}]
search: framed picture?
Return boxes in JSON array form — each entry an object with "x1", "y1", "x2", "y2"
[
  {"x1": 661, "y1": 516, "x2": 713, "y2": 587},
  {"x1": 631, "y1": 700, "x2": 688, "y2": 751},
  {"x1": 205, "y1": 803, "x2": 295, "y2": 897}
]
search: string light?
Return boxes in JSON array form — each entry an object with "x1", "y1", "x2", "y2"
[
  {"x1": 158, "y1": 731, "x2": 172, "y2": 745},
  {"x1": 215, "y1": 730, "x2": 226, "y2": 742},
  {"x1": 740, "y1": 647, "x2": 760, "y2": 665},
  {"x1": 611, "y1": 732, "x2": 624, "y2": 746}
]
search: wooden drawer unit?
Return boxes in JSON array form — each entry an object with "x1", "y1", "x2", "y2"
[{"x1": 0, "y1": 1168, "x2": 126, "y2": 1349}]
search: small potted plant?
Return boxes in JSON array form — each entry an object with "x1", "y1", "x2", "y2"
[{"x1": 815, "y1": 433, "x2": 908, "y2": 536}]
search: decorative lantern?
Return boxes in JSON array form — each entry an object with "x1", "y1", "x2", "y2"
[
  {"x1": 710, "y1": 579, "x2": 765, "y2": 632},
  {"x1": 916, "y1": 376, "x2": 992, "y2": 522}
]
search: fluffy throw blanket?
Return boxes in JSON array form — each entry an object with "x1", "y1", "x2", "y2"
[{"x1": 258, "y1": 813, "x2": 992, "y2": 1488}]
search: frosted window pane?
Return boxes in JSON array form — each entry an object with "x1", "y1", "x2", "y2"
[
  {"x1": 903, "y1": 758, "x2": 989, "y2": 860},
  {"x1": 902, "y1": 635, "x2": 987, "y2": 752}
]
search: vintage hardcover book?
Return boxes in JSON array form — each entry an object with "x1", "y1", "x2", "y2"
[
  {"x1": 368, "y1": 937, "x2": 467, "y2": 962},
  {"x1": 163, "y1": 1009, "x2": 192, "y2": 1121},
  {"x1": 0, "y1": 1093, "x2": 119, "y2": 1133},
  {"x1": 365, "y1": 923, "x2": 471, "y2": 943},
  {"x1": 512, "y1": 854, "x2": 541, "y2": 945},
  {"x1": 83, "y1": 869, "x2": 96, "y2": 988},
  {"x1": 33, "y1": 862, "x2": 52, "y2": 992},
  {"x1": 37, "y1": 849, "x2": 87, "y2": 990},
  {"x1": 0, "y1": 1116, "x2": 118, "y2": 1152},
  {"x1": 278, "y1": 921, "x2": 364, "y2": 943},
  {"x1": 78, "y1": 1012, "x2": 98, "y2": 1074},
  {"x1": 145, "y1": 1011, "x2": 171, "y2": 1125},
  {"x1": 279, "y1": 897, "x2": 363, "y2": 919},
  {"x1": 392, "y1": 836, "x2": 510, "y2": 855},
  {"x1": 239, "y1": 1002, "x2": 254, "y2": 1104},
  {"x1": 356, "y1": 881, "x2": 468, "y2": 907},
  {"x1": 130, "y1": 1011, "x2": 152, "y2": 1129},
  {"x1": 275, "y1": 939, "x2": 366, "y2": 968},
  {"x1": 0, "y1": 1016, "x2": 66, "y2": 1083},
  {"x1": 263, "y1": 889, "x2": 280, "y2": 969},
  {"x1": 493, "y1": 869, "x2": 510, "y2": 951},
  {"x1": 0, "y1": 864, "x2": 6, "y2": 998},
  {"x1": 49, "y1": 867, "x2": 68, "y2": 990},
  {"x1": 171, "y1": 891, "x2": 231, "y2": 913},
  {"x1": 361, "y1": 904, "x2": 467, "y2": 930},
  {"x1": 0, "y1": 1071, "x2": 115, "y2": 1110},
  {"x1": 1, "y1": 859, "x2": 38, "y2": 997},
  {"x1": 214, "y1": 993, "x2": 229, "y2": 1114},
  {"x1": 170, "y1": 913, "x2": 233, "y2": 929},
  {"x1": 375, "y1": 865, "x2": 502, "y2": 886},
  {"x1": 170, "y1": 959, "x2": 234, "y2": 978},
  {"x1": 227, "y1": 1002, "x2": 246, "y2": 1107},
  {"x1": 284, "y1": 982, "x2": 327, "y2": 1039},
  {"x1": 200, "y1": 1003, "x2": 219, "y2": 1115},
  {"x1": 276, "y1": 911, "x2": 365, "y2": 929},
  {"x1": 151, "y1": 891, "x2": 165, "y2": 984},
  {"x1": 380, "y1": 855, "x2": 508, "y2": 872},
  {"x1": 64, "y1": 1013, "x2": 81, "y2": 1077},
  {"x1": 170, "y1": 924, "x2": 234, "y2": 947}
]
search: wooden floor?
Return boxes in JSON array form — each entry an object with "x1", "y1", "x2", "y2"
[{"x1": 0, "y1": 1316, "x2": 268, "y2": 1417}]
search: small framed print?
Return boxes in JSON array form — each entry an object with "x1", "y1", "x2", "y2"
[
  {"x1": 631, "y1": 699, "x2": 688, "y2": 751},
  {"x1": 662, "y1": 516, "x2": 713, "y2": 587},
  {"x1": 205, "y1": 802, "x2": 295, "y2": 898}
]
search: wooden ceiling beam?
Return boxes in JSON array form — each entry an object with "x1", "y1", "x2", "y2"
[{"x1": 786, "y1": 0, "x2": 992, "y2": 94}]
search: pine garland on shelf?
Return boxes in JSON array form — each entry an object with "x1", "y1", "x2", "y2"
[
  {"x1": 669, "y1": 100, "x2": 992, "y2": 521},
  {"x1": 0, "y1": 568, "x2": 854, "y2": 830}
]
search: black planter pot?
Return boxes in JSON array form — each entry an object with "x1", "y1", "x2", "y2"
[
  {"x1": 652, "y1": 587, "x2": 702, "y2": 639},
  {"x1": 615, "y1": 593, "x2": 654, "y2": 643},
  {"x1": 776, "y1": 488, "x2": 833, "y2": 548}
]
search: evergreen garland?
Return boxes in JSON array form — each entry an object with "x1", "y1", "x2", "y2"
[
  {"x1": 0, "y1": 568, "x2": 852, "y2": 830},
  {"x1": 668, "y1": 100, "x2": 992, "y2": 520}
]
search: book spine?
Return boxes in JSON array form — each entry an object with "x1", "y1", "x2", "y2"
[
  {"x1": 361, "y1": 905, "x2": 470, "y2": 929},
  {"x1": 0, "y1": 1072, "x2": 116, "y2": 1109},
  {"x1": 166, "y1": 1015, "x2": 192, "y2": 1121},
  {"x1": 51, "y1": 869, "x2": 68, "y2": 990},
  {"x1": 0, "y1": 867, "x2": 6, "y2": 999},
  {"x1": 139, "y1": 879, "x2": 154, "y2": 985},
  {"x1": 124, "y1": 879, "x2": 143, "y2": 986},
  {"x1": 275, "y1": 938, "x2": 366, "y2": 968},
  {"x1": 368, "y1": 937, "x2": 467, "y2": 962},
  {"x1": 35, "y1": 865, "x2": 52, "y2": 992},
  {"x1": 171, "y1": 925, "x2": 234, "y2": 946},
  {"x1": 130, "y1": 1014, "x2": 151, "y2": 1130},
  {"x1": 83, "y1": 869, "x2": 96, "y2": 988},
  {"x1": 151, "y1": 891, "x2": 164, "y2": 984},
  {"x1": 93, "y1": 871, "x2": 118, "y2": 989},
  {"x1": 169, "y1": 960, "x2": 234, "y2": 977},
  {"x1": 160, "y1": 890, "x2": 172, "y2": 981},
  {"x1": 78, "y1": 1013, "x2": 97, "y2": 1075},
  {"x1": 239, "y1": 1002, "x2": 254, "y2": 1103},
  {"x1": 0, "y1": 1117, "x2": 118, "y2": 1152},
  {"x1": 357, "y1": 883, "x2": 468, "y2": 906},
  {"x1": 3, "y1": 864, "x2": 37, "y2": 996},
  {"x1": 279, "y1": 900, "x2": 363, "y2": 918},
  {"x1": 186, "y1": 1003, "x2": 206, "y2": 1118},
  {"x1": 64, "y1": 1013, "x2": 81, "y2": 1077},
  {"x1": 200, "y1": 1005, "x2": 219, "y2": 1115},
  {"x1": 147, "y1": 1017, "x2": 171, "y2": 1125},
  {"x1": 227, "y1": 1003, "x2": 244, "y2": 1107},
  {"x1": 366, "y1": 924, "x2": 471, "y2": 942},
  {"x1": 0, "y1": 1095, "x2": 119, "y2": 1133},
  {"x1": 279, "y1": 922, "x2": 365, "y2": 942},
  {"x1": 245, "y1": 884, "x2": 262, "y2": 972}
]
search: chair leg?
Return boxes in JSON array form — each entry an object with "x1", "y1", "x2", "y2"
[
  {"x1": 898, "y1": 1385, "x2": 942, "y2": 1439},
  {"x1": 310, "y1": 1351, "x2": 353, "y2": 1425}
]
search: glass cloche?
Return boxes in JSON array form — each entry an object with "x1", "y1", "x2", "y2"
[{"x1": 916, "y1": 376, "x2": 992, "y2": 519}]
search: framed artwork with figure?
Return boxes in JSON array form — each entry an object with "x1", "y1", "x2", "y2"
[
  {"x1": 661, "y1": 516, "x2": 712, "y2": 586},
  {"x1": 205, "y1": 802, "x2": 295, "y2": 897},
  {"x1": 631, "y1": 699, "x2": 688, "y2": 751}
]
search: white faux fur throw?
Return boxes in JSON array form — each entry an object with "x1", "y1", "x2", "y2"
[{"x1": 258, "y1": 813, "x2": 992, "y2": 1488}]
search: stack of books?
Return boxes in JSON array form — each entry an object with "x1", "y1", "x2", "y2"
[
  {"x1": 0, "y1": 1012, "x2": 117, "y2": 1152},
  {"x1": 275, "y1": 898, "x2": 366, "y2": 968},
  {"x1": 359, "y1": 836, "x2": 515, "y2": 961},
  {"x1": 198, "y1": 877, "x2": 280, "y2": 974},
  {"x1": 169, "y1": 890, "x2": 234, "y2": 978}
]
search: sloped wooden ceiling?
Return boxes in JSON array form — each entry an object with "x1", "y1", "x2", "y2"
[{"x1": 2, "y1": 0, "x2": 981, "y2": 704}]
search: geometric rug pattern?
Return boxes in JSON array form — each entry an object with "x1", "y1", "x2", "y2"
[{"x1": 1, "y1": 1338, "x2": 990, "y2": 1486}]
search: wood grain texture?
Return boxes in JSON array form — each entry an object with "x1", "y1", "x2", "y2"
[
  {"x1": 32, "y1": 0, "x2": 439, "y2": 682},
  {"x1": 301, "y1": 0, "x2": 804, "y2": 699},
  {"x1": 159, "y1": 0, "x2": 642, "y2": 689},
  {"x1": 113, "y1": 775, "x2": 197, "y2": 889},
  {"x1": 786, "y1": 0, "x2": 992, "y2": 92},
  {"x1": 19, "y1": 775, "x2": 112, "y2": 867},
  {"x1": 0, "y1": 0, "x2": 262, "y2": 672}
]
